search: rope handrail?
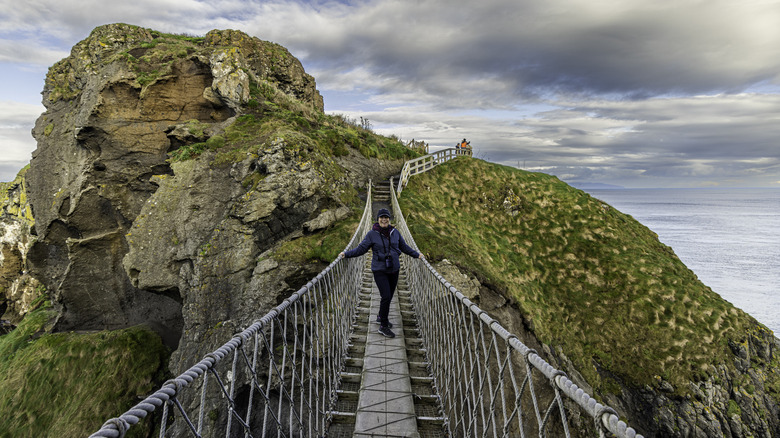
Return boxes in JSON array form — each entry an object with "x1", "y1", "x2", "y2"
[
  {"x1": 88, "y1": 167, "x2": 646, "y2": 437},
  {"x1": 397, "y1": 147, "x2": 472, "y2": 196},
  {"x1": 89, "y1": 181, "x2": 375, "y2": 438},
  {"x1": 390, "y1": 177, "x2": 644, "y2": 438}
]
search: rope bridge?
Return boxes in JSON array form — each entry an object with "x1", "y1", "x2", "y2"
[
  {"x1": 90, "y1": 185, "x2": 375, "y2": 438},
  {"x1": 390, "y1": 177, "x2": 642, "y2": 438},
  {"x1": 90, "y1": 175, "x2": 643, "y2": 437}
]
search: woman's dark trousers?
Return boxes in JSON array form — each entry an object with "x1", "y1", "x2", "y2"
[{"x1": 372, "y1": 270, "x2": 399, "y2": 327}]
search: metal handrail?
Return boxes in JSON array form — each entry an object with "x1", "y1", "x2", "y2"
[{"x1": 397, "y1": 147, "x2": 472, "y2": 196}]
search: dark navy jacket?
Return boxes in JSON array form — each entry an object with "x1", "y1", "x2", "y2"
[{"x1": 344, "y1": 225, "x2": 419, "y2": 272}]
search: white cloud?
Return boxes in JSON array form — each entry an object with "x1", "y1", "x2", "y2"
[
  {"x1": 263, "y1": 0, "x2": 780, "y2": 103},
  {"x1": 0, "y1": 102, "x2": 44, "y2": 181},
  {"x1": 0, "y1": 40, "x2": 67, "y2": 66},
  {"x1": 343, "y1": 92, "x2": 780, "y2": 187},
  {"x1": 1, "y1": 0, "x2": 779, "y2": 186}
]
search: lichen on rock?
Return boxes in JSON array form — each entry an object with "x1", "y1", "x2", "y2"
[{"x1": 0, "y1": 166, "x2": 43, "y2": 327}]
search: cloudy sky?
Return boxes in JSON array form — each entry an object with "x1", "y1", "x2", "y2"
[{"x1": 2, "y1": 0, "x2": 780, "y2": 187}]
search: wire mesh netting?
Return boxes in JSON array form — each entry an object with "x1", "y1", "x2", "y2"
[{"x1": 89, "y1": 171, "x2": 644, "y2": 438}]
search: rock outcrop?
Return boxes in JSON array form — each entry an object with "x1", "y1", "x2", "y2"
[
  {"x1": 3, "y1": 23, "x2": 411, "y2": 436},
  {"x1": 25, "y1": 24, "x2": 332, "y2": 347},
  {"x1": 0, "y1": 166, "x2": 42, "y2": 328}
]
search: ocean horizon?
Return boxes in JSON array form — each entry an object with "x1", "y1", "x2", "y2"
[{"x1": 586, "y1": 187, "x2": 780, "y2": 336}]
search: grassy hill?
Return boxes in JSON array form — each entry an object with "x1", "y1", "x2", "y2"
[
  {"x1": 0, "y1": 299, "x2": 168, "y2": 438},
  {"x1": 398, "y1": 157, "x2": 779, "y2": 397}
]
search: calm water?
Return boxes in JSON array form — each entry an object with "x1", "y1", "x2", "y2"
[{"x1": 587, "y1": 188, "x2": 780, "y2": 336}]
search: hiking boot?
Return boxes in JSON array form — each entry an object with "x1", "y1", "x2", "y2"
[
  {"x1": 378, "y1": 325, "x2": 395, "y2": 338},
  {"x1": 375, "y1": 317, "x2": 392, "y2": 328}
]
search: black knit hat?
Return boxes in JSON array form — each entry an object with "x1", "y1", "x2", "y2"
[{"x1": 377, "y1": 208, "x2": 391, "y2": 219}]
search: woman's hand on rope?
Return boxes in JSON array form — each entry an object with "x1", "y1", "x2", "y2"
[{"x1": 339, "y1": 251, "x2": 346, "y2": 259}]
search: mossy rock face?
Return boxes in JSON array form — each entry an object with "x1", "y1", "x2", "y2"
[
  {"x1": 0, "y1": 165, "x2": 33, "y2": 224},
  {"x1": 13, "y1": 22, "x2": 424, "y2": 437},
  {"x1": 400, "y1": 158, "x2": 780, "y2": 436},
  {"x1": 0, "y1": 165, "x2": 41, "y2": 324},
  {"x1": 46, "y1": 24, "x2": 154, "y2": 102}
]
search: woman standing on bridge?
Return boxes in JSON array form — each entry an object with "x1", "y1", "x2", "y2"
[{"x1": 340, "y1": 208, "x2": 424, "y2": 338}]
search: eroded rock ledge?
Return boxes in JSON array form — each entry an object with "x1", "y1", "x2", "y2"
[{"x1": 25, "y1": 24, "x2": 329, "y2": 348}]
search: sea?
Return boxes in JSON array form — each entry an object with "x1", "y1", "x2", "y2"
[{"x1": 585, "y1": 188, "x2": 780, "y2": 336}]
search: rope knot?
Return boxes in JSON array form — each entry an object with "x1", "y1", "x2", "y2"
[
  {"x1": 549, "y1": 369, "x2": 568, "y2": 386},
  {"x1": 594, "y1": 405, "x2": 619, "y2": 435},
  {"x1": 204, "y1": 353, "x2": 219, "y2": 367},
  {"x1": 164, "y1": 378, "x2": 183, "y2": 396},
  {"x1": 101, "y1": 417, "x2": 129, "y2": 438}
]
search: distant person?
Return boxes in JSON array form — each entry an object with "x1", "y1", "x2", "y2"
[
  {"x1": 460, "y1": 138, "x2": 471, "y2": 149},
  {"x1": 339, "y1": 208, "x2": 424, "y2": 338}
]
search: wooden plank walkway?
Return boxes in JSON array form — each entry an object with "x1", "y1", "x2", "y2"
[{"x1": 353, "y1": 274, "x2": 420, "y2": 438}]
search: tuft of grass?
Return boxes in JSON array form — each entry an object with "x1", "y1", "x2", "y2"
[
  {"x1": 727, "y1": 399, "x2": 741, "y2": 417},
  {"x1": 169, "y1": 77, "x2": 420, "y2": 207},
  {"x1": 399, "y1": 158, "x2": 776, "y2": 398},
  {"x1": 275, "y1": 207, "x2": 362, "y2": 264},
  {"x1": 169, "y1": 142, "x2": 207, "y2": 161},
  {"x1": 0, "y1": 302, "x2": 169, "y2": 438}
]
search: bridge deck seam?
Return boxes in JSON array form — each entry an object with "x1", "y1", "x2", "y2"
[{"x1": 353, "y1": 262, "x2": 420, "y2": 438}]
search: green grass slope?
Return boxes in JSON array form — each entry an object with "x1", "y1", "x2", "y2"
[
  {"x1": 0, "y1": 299, "x2": 169, "y2": 438},
  {"x1": 399, "y1": 157, "x2": 778, "y2": 397},
  {"x1": 170, "y1": 78, "x2": 418, "y2": 167}
]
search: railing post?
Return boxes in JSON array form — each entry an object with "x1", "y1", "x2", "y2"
[{"x1": 397, "y1": 147, "x2": 471, "y2": 196}]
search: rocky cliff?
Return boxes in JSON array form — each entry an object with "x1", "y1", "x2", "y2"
[
  {"x1": 3, "y1": 22, "x2": 778, "y2": 438},
  {"x1": 24, "y1": 23, "x2": 397, "y2": 346},
  {"x1": 0, "y1": 166, "x2": 42, "y2": 331},
  {"x1": 0, "y1": 23, "x2": 412, "y2": 435},
  {"x1": 25, "y1": 23, "x2": 334, "y2": 348}
]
